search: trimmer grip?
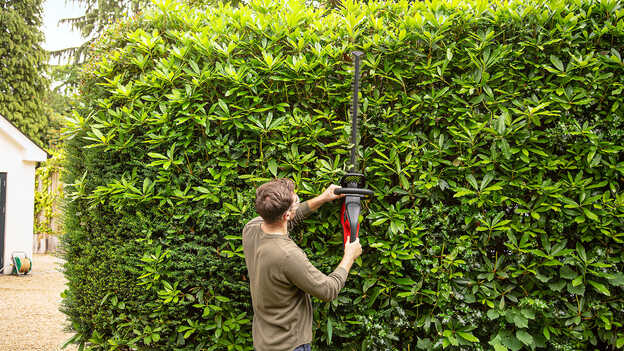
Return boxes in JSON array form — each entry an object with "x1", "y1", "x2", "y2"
[
  {"x1": 334, "y1": 187, "x2": 374, "y2": 197},
  {"x1": 341, "y1": 195, "x2": 361, "y2": 246}
]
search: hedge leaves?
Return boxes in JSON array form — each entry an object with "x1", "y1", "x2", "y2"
[{"x1": 63, "y1": 0, "x2": 624, "y2": 350}]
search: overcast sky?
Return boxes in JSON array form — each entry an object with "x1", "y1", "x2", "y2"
[{"x1": 42, "y1": 0, "x2": 87, "y2": 64}]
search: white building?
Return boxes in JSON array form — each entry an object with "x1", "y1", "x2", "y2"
[{"x1": 0, "y1": 114, "x2": 48, "y2": 274}]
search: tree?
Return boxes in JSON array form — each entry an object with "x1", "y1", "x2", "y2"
[
  {"x1": 0, "y1": 0, "x2": 50, "y2": 146},
  {"x1": 53, "y1": 0, "x2": 223, "y2": 64},
  {"x1": 46, "y1": 65, "x2": 74, "y2": 150},
  {"x1": 52, "y1": 0, "x2": 147, "y2": 63}
]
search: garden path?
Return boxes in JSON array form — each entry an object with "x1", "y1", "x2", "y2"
[{"x1": 0, "y1": 254, "x2": 77, "y2": 351}]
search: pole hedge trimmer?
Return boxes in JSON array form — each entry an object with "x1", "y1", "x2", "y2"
[{"x1": 334, "y1": 51, "x2": 374, "y2": 246}]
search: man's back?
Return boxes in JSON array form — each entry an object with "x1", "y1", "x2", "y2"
[
  {"x1": 243, "y1": 216, "x2": 314, "y2": 351},
  {"x1": 243, "y1": 203, "x2": 348, "y2": 351}
]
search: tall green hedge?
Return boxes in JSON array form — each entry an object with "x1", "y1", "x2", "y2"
[{"x1": 62, "y1": 0, "x2": 624, "y2": 350}]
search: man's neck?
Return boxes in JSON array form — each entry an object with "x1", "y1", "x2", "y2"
[{"x1": 261, "y1": 221, "x2": 288, "y2": 235}]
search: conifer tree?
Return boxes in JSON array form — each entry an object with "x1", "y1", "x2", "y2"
[{"x1": 0, "y1": 0, "x2": 50, "y2": 146}]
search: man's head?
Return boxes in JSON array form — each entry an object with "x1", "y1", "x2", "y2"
[{"x1": 255, "y1": 178, "x2": 300, "y2": 225}]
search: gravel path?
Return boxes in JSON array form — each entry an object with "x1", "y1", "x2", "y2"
[{"x1": 0, "y1": 254, "x2": 77, "y2": 351}]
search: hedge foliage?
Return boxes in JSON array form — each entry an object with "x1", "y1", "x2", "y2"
[{"x1": 63, "y1": 0, "x2": 624, "y2": 350}]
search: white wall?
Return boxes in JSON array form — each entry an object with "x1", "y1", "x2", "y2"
[{"x1": 0, "y1": 129, "x2": 36, "y2": 274}]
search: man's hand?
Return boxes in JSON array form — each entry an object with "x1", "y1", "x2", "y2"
[
  {"x1": 308, "y1": 184, "x2": 345, "y2": 211},
  {"x1": 339, "y1": 235, "x2": 362, "y2": 273},
  {"x1": 344, "y1": 236, "x2": 362, "y2": 261},
  {"x1": 321, "y1": 184, "x2": 345, "y2": 203}
]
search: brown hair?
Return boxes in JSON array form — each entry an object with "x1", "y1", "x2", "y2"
[{"x1": 255, "y1": 178, "x2": 295, "y2": 224}]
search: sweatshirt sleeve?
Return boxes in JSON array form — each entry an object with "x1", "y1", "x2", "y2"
[
  {"x1": 287, "y1": 201, "x2": 313, "y2": 232},
  {"x1": 282, "y1": 246, "x2": 348, "y2": 302}
]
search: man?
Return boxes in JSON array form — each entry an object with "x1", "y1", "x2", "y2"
[{"x1": 242, "y1": 178, "x2": 363, "y2": 351}]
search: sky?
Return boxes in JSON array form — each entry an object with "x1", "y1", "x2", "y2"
[{"x1": 42, "y1": 0, "x2": 87, "y2": 65}]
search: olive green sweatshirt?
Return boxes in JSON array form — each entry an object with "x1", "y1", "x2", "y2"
[{"x1": 242, "y1": 201, "x2": 348, "y2": 351}]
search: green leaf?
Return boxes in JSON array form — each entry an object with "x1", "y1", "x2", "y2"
[
  {"x1": 195, "y1": 186, "x2": 210, "y2": 194},
  {"x1": 548, "y1": 280, "x2": 566, "y2": 292},
  {"x1": 484, "y1": 185, "x2": 502, "y2": 192},
  {"x1": 327, "y1": 317, "x2": 332, "y2": 344},
  {"x1": 582, "y1": 208, "x2": 599, "y2": 222},
  {"x1": 497, "y1": 331, "x2": 523, "y2": 351},
  {"x1": 543, "y1": 327, "x2": 550, "y2": 340},
  {"x1": 587, "y1": 149, "x2": 596, "y2": 164},
  {"x1": 560, "y1": 266, "x2": 577, "y2": 280},
  {"x1": 417, "y1": 338, "x2": 432, "y2": 350},
  {"x1": 466, "y1": 174, "x2": 478, "y2": 190},
  {"x1": 215, "y1": 295, "x2": 230, "y2": 302},
  {"x1": 394, "y1": 277, "x2": 416, "y2": 286},
  {"x1": 492, "y1": 342, "x2": 508, "y2": 351},
  {"x1": 453, "y1": 188, "x2": 475, "y2": 197},
  {"x1": 499, "y1": 139, "x2": 511, "y2": 159},
  {"x1": 217, "y1": 99, "x2": 229, "y2": 114},
  {"x1": 609, "y1": 272, "x2": 624, "y2": 286},
  {"x1": 516, "y1": 330, "x2": 534, "y2": 347},
  {"x1": 268, "y1": 159, "x2": 278, "y2": 176},
  {"x1": 91, "y1": 127, "x2": 104, "y2": 140},
  {"x1": 588, "y1": 280, "x2": 610, "y2": 296},
  {"x1": 513, "y1": 314, "x2": 528, "y2": 328},
  {"x1": 521, "y1": 309, "x2": 535, "y2": 320},
  {"x1": 457, "y1": 331, "x2": 479, "y2": 342},
  {"x1": 148, "y1": 152, "x2": 168, "y2": 159},
  {"x1": 480, "y1": 173, "x2": 494, "y2": 191},
  {"x1": 550, "y1": 55, "x2": 564, "y2": 71},
  {"x1": 572, "y1": 275, "x2": 583, "y2": 287},
  {"x1": 363, "y1": 278, "x2": 376, "y2": 293},
  {"x1": 496, "y1": 114, "x2": 506, "y2": 134},
  {"x1": 567, "y1": 281, "x2": 585, "y2": 295},
  {"x1": 576, "y1": 242, "x2": 587, "y2": 262}
]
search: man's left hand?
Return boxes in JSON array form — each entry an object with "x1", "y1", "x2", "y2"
[{"x1": 322, "y1": 184, "x2": 345, "y2": 203}]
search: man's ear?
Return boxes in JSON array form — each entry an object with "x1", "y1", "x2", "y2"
[{"x1": 286, "y1": 207, "x2": 295, "y2": 221}]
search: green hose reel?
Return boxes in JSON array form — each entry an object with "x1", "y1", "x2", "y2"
[{"x1": 11, "y1": 251, "x2": 32, "y2": 275}]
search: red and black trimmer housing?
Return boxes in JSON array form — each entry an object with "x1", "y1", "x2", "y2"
[
  {"x1": 335, "y1": 173, "x2": 373, "y2": 246},
  {"x1": 333, "y1": 51, "x2": 374, "y2": 246}
]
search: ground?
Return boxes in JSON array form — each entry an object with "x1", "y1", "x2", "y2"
[{"x1": 0, "y1": 254, "x2": 77, "y2": 351}]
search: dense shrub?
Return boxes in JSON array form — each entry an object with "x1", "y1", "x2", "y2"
[{"x1": 62, "y1": 0, "x2": 624, "y2": 350}]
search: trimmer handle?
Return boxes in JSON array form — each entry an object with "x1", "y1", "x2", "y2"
[{"x1": 334, "y1": 188, "x2": 374, "y2": 197}]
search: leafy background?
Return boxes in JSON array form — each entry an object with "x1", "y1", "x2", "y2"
[
  {"x1": 0, "y1": 0, "x2": 51, "y2": 145},
  {"x1": 62, "y1": 0, "x2": 624, "y2": 350}
]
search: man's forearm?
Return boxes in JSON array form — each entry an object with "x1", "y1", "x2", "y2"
[
  {"x1": 307, "y1": 194, "x2": 328, "y2": 212},
  {"x1": 338, "y1": 255, "x2": 355, "y2": 273},
  {"x1": 308, "y1": 184, "x2": 344, "y2": 212}
]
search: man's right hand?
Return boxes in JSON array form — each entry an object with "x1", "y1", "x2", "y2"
[
  {"x1": 344, "y1": 236, "x2": 362, "y2": 261},
  {"x1": 338, "y1": 236, "x2": 362, "y2": 274}
]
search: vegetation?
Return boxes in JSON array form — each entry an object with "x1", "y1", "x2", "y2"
[
  {"x1": 62, "y1": 0, "x2": 624, "y2": 349},
  {"x1": 35, "y1": 150, "x2": 64, "y2": 238},
  {"x1": 0, "y1": 0, "x2": 50, "y2": 146}
]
